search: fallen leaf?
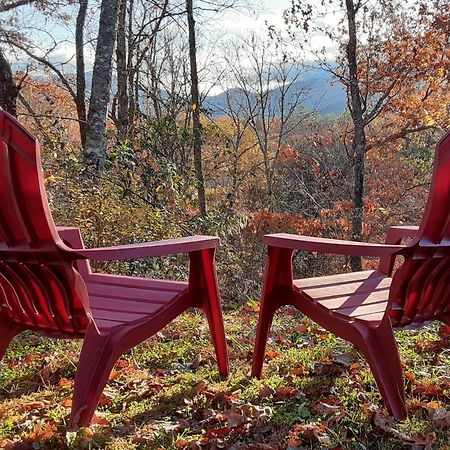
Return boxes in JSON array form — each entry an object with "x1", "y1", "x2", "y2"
[
  {"x1": 91, "y1": 414, "x2": 110, "y2": 427},
  {"x1": 192, "y1": 353, "x2": 204, "y2": 370},
  {"x1": 259, "y1": 386, "x2": 275, "y2": 398},
  {"x1": 290, "y1": 365, "x2": 306, "y2": 376},
  {"x1": 265, "y1": 350, "x2": 280, "y2": 360},
  {"x1": 108, "y1": 370, "x2": 120, "y2": 380},
  {"x1": 194, "y1": 380, "x2": 209, "y2": 395},
  {"x1": 18, "y1": 401, "x2": 47, "y2": 413},
  {"x1": 424, "y1": 405, "x2": 450, "y2": 428},
  {"x1": 413, "y1": 381, "x2": 443, "y2": 397},
  {"x1": 58, "y1": 377, "x2": 72, "y2": 387},
  {"x1": 312, "y1": 401, "x2": 342, "y2": 417},
  {"x1": 275, "y1": 386, "x2": 298, "y2": 401},
  {"x1": 114, "y1": 359, "x2": 130, "y2": 369},
  {"x1": 224, "y1": 408, "x2": 246, "y2": 428},
  {"x1": 206, "y1": 427, "x2": 233, "y2": 438},
  {"x1": 439, "y1": 324, "x2": 450, "y2": 338},
  {"x1": 373, "y1": 410, "x2": 415, "y2": 443},
  {"x1": 29, "y1": 420, "x2": 57, "y2": 440}
]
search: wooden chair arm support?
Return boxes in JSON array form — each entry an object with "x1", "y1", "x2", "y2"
[
  {"x1": 384, "y1": 225, "x2": 419, "y2": 244},
  {"x1": 62, "y1": 235, "x2": 220, "y2": 261},
  {"x1": 378, "y1": 225, "x2": 419, "y2": 275},
  {"x1": 57, "y1": 227, "x2": 83, "y2": 248},
  {"x1": 263, "y1": 233, "x2": 405, "y2": 257}
]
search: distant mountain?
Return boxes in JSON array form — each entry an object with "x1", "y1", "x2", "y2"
[
  {"x1": 204, "y1": 67, "x2": 347, "y2": 117},
  {"x1": 13, "y1": 62, "x2": 346, "y2": 117}
]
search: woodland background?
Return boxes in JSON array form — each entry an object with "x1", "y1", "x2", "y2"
[{"x1": 0, "y1": 0, "x2": 450, "y2": 449}]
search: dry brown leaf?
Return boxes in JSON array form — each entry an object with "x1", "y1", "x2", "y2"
[
  {"x1": 312, "y1": 401, "x2": 342, "y2": 417},
  {"x1": 275, "y1": 386, "x2": 298, "y2": 401},
  {"x1": 425, "y1": 405, "x2": 450, "y2": 428},
  {"x1": 259, "y1": 385, "x2": 275, "y2": 398},
  {"x1": 28, "y1": 420, "x2": 57, "y2": 440},
  {"x1": 18, "y1": 401, "x2": 47, "y2": 413},
  {"x1": 290, "y1": 365, "x2": 307, "y2": 376},
  {"x1": 194, "y1": 380, "x2": 209, "y2": 395},
  {"x1": 224, "y1": 408, "x2": 246, "y2": 428},
  {"x1": 373, "y1": 410, "x2": 415, "y2": 443},
  {"x1": 192, "y1": 353, "x2": 204, "y2": 370},
  {"x1": 91, "y1": 414, "x2": 110, "y2": 427}
]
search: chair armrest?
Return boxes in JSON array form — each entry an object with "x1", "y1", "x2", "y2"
[
  {"x1": 62, "y1": 235, "x2": 220, "y2": 261},
  {"x1": 263, "y1": 233, "x2": 404, "y2": 257}
]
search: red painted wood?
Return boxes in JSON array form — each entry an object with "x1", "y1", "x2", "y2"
[
  {"x1": 0, "y1": 111, "x2": 229, "y2": 428},
  {"x1": 253, "y1": 130, "x2": 450, "y2": 421}
]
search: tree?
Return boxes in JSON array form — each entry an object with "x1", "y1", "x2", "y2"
[
  {"x1": 1, "y1": 0, "x2": 87, "y2": 138},
  {"x1": 75, "y1": 0, "x2": 88, "y2": 146},
  {"x1": 187, "y1": 0, "x2": 207, "y2": 217},
  {"x1": 286, "y1": 0, "x2": 449, "y2": 270},
  {"x1": 221, "y1": 33, "x2": 312, "y2": 210},
  {"x1": 0, "y1": 47, "x2": 19, "y2": 115},
  {"x1": 84, "y1": 0, "x2": 120, "y2": 172}
]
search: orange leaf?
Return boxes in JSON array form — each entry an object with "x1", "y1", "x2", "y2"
[
  {"x1": 91, "y1": 414, "x2": 110, "y2": 427},
  {"x1": 265, "y1": 350, "x2": 280, "y2": 360}
]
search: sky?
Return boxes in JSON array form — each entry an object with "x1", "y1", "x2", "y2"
[{"x1": 5, "y1": 0, "x2": 339, "y2": 95}]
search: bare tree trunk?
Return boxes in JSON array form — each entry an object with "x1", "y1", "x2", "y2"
[
  {"x1": 346, "y1": 0, "x2": 366, "y2": 271},
  {"x1": 187, "y1": 0, "x2": 207, "y2": 217},
  {"x1": 0, "y1": 47, "x2": 19, "y2": 116},
  {"x1": 84, "y1": 0, "x2": 119, "y2": 172},
  {"x1": 76, "y1": 0, "x2": 88, "y2": 146},
  {"x1": 116, "y1": 0, "x2": 129, "y2": 142}
]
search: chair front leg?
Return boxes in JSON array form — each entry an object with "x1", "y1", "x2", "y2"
[
  {"x1": 0, "y1": 320, "x2": 24, "y2": 362},
  {"x1": 252, "y1": 246, "x2": 294, "y2": 378},
  {"x1": 70, "y1": 323, "x2": 124, "y2": 429},
  {"x1": 189, "y1": 248, "x2": 229, "y2": 377}
]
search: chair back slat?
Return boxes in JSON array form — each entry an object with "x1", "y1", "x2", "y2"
[
  {"x1": 0, "y1": 110, "x2": 90, "y2": 336},
  {"x1": 0, "y1": 117, "x2": 56, "y2": 246},
  {"x1": 0, "y1": 141, "x2": 33, "y2": 246},
  {"x1": 0, "y1": 261, "x2": 41, "y2": 327},
  {"x1": 390, "y1": 132, "x2": 450, "y2": 326},
  {"x1": 415, "y1": 133, "x2": 450, "y2": 246}
]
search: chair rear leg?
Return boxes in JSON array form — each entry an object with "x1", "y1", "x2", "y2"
[
  {"x1": 70, "y1": 324, "x2": 123, "y2": 429},
  {"x1": 0, "y1": 321, "x2": 23, "y2": 362},
  {"x1": 357, "y1": 323, "x2": 406, "y2": 420},
  {"x1": 251, "y1": 299, "x2": 278, "y2": 379}
]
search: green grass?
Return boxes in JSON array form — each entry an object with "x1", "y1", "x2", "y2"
[{"x1": 1, "y1": 308, "x2": 450, "y2": 449}]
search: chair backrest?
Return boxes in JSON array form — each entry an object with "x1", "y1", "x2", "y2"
[
  {"x1": 390, "y1": 131, "x2": 450, "y2": 327},
  {"x1": 0, "y1": 110, "x2": 90, "y2": 336}
]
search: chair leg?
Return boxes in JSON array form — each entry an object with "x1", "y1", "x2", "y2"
[
  {"x1": 251, "y1": 299, "x2": 278, "y2": 379},
  {"x1": 198, "y1": 248, "x2": 229, "y2": 377},
  {"x1": 70, "y1": 324, "x2": 123, "y2": 429},
  {"x1": 203, "y1": 303, "x2": 229, "y2": 377},
  {"x1": 357, "y1": 323, "x2": 406, "y2": 420},
  {"x1": 0, "y1": 321, "x2": 23, "y2": 362}
]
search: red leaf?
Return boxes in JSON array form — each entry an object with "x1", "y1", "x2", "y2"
[{"x1": 439, "y1": 324, "x2": 450, "y2": 338}]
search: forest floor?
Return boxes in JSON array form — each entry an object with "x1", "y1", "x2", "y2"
[{"x1": 1, "y1": 305, "x2": 450, "y2": 450}]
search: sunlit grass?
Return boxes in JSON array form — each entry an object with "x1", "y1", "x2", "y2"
[{"x1": 0, "y1": 309, "x2": 449, "y2": 449}]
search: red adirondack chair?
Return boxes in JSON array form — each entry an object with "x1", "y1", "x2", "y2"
[
  {"x1": 0, "y1": 110, "x2": 229, "y2": 428},
  {"x1": 252, "y1": 130, "x2": 450, "y2": 421}
]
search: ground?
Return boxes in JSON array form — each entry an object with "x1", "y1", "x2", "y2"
[{"x1": 1, "y1": 306, "x2": 450, "y2": 449}]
